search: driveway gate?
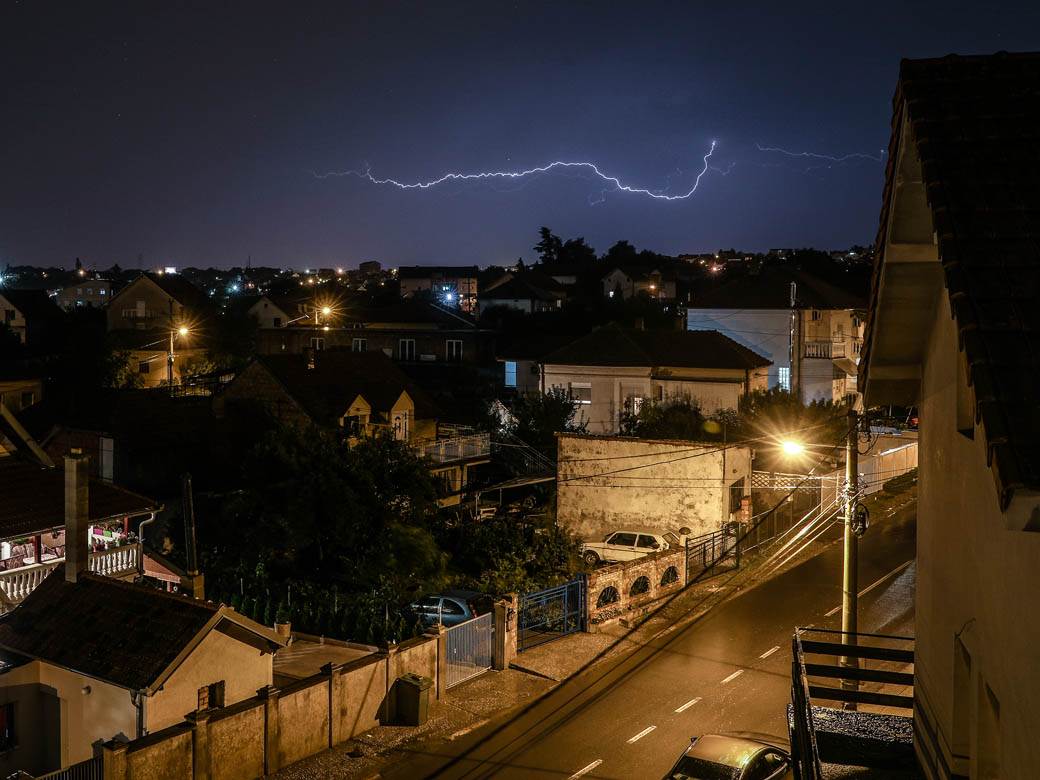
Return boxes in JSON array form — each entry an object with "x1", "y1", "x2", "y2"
[
  {"x1": 518, "y1": 578, "x2": 585, "y2": 652},
  {"x1": 445, "y1": 612, "x2": 494, "y2": 688}
]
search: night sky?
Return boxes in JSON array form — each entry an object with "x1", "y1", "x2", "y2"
[{"x1": 4, "y1": 2, "x2": 1039, "y2": 269}]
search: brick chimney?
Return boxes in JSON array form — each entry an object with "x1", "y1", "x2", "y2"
[{"x1": 64, "y1": 453, "x2": 90, "y2": 583}]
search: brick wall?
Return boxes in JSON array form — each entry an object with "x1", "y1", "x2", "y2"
[{"x1": 585, "y1": 546, "x2": 687, "y2": 628}]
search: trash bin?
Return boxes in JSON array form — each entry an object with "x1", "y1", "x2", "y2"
[{"x1": 396, "y1": 672, "x2": 433, "y2": 726}]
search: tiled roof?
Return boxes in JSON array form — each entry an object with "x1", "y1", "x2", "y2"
[
  {"x1": 543, "y1": 323, "x2": 771, "y2": 370},
  {"x1": 256, "y1": 351, "x2": 441, "y2": 425},
  {"x1": 480, "y1": 275, "x2": 565, "y2": 302},
  {"x1": 0, "y1": 290, "x2": 64, "y2": 321},
  {"x1": 691, "y1": 266, "x2": 866, "y2": 310},
  {"x1": 0, "y1": 568, "x2": 219, "y2": 690},
  {"x1": 146, "y1": 273, "x2": 211, "y2": 311},
  {"x1": 0, "y1": 456, "x2": 158, "y2": 539},
  {"x1": 864, "y1": 52, "x2": 1040, "y2": 504}
]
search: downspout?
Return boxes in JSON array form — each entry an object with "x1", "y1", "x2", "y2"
[
  {"x1": 130, "y1": 689, "x2": 146, "y2": 737},
  {"x1": 136, "y1": 512, "x2": 156, "y2": 575}
]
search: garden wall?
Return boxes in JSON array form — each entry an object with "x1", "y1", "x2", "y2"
[{"x1": 585, "y1": 546, "x2": 687, "y2": 629}]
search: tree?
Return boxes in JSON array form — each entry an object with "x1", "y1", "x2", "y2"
[
  {"x1": 559, "y1": 237, "x2": 597, "y2": 266},
  {"x1": 621, "y1": 398, "x2": 712, "y2": 441},
  {"x1": 506, "y1": 387, "x2": 588, "y2": 456},
  {"x1": 602, "y1": 240, "x2": 639, "y2": 266},
  {"x1": 534, "y1": 227, "x2": 563, "y2": 264}
]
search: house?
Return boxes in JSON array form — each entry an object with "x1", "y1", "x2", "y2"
[
  {"x1": 601, "y1": 266, "x2": 677, "y2": 301},
  {"x1": 106, "y1": 273, "x2": 210, "y2": 332},
  {"x1": 221, "y1": 351, "x2": 440, "y2": 441},
  {"x1": 0, "y1": 290, "x2": 63, "y2": 347},
  {"x1": 540, "y1": 324, "x2": 771, "y2": 433},
  {"x1": 0, "y1": 454, "x2": 158, "y2": 612},
  {"x1": 556, "y1": 433, "x2": 752, "y2": 540},
  {"x1": 398, "y1": 266, "x2": 479, "y2": 313},
  {"x1": 477, "y1": 271, "x2": 566, "y2": 315},
  {"x1": 687, "y1": 265, "x2": 867, "y2": 405},
  {"x1": 54, "y1": 279, "x2": 112, "y2": 310},
  {"x1": 0, "y1": 375, "x2": 42, "y2": 415},
  {"x1": 0, "y1": 563, "x2": 283, "y2": 775},
  {"x1": 255, "y1": 301, "x2": 495, "y2": 367},
  {"x1": 859, "y1": 53, "x2": 1040, "y2": 780},
  {"x1": 244, "y1": 292, "x2": 317, "y2": 329}
]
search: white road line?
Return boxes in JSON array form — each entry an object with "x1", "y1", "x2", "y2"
[
  {"x1": 675, "y1": 697, "x2": 701, "y2": 713},
  {"x1": 759, "y1": 646, "x2": 780, "y2": 659},
  {"x1": 720, "y1": 669, "x2": 744, "y2": 684},
  {"x1": 627, "y1": 725, "x2": 657, "y2": 743},
  {"x1": 569, "y1": 759, "x2": 603, "y2": 778},
  {"x1": 825, "y1": 560, "x2": 913, "y2": 617}
]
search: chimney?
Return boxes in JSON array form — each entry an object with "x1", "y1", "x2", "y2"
[{"x1": 64, "y1": 452, "x2": 90, "y2": 583}]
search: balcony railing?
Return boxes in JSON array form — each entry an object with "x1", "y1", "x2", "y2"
[
  {"x1": 804, "y1": 341, "x2": 847, "y2": 359},
  {"x1": 0, "y1": 543, "x2": 141, "y2": 611},
  {"x1": 413, "y1": 432, "x2": 491, "y2": 464}
]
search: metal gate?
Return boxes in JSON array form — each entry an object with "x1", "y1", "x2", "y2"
[
  {"x1": 685, "y1": 527, "x2": 739, "y2": 582},
  {"x1": 518, "y1": 578, "x2": 585, "y2": 653},
  {"x1": 445, "y1": 612, "x2": 494, "y2": 689}
]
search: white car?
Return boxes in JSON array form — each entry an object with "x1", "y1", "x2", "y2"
[{"x1": 580, "y1": 528, "x2": 681, "y2": 566}]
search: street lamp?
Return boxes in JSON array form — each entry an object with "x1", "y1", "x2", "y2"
[
  {"x1": 781, "y1": 440, "x2": 805, "y2": 456},
  {"x1": 168, "y1": 324, "x2": 190, "y2": 392}
]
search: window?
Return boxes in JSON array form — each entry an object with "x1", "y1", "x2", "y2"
[
  {"x1": 139, "y1": 361, "x2": 151, "y2": 374},
  {"x1": 777, "y1": 366, "x2": 791, "y2": 391},
  {"x1": 609, "y1": 532, "x2": 637, "y2": 547},
  {"x1": 745, "y1": 750, "x2": 789, "y2": 780},
  {"x1": 0, "y1": 702, "x2": 15, "y2": 751},
  {"x1": 197, "y1": 680, "x2": 225, "y2": 710},
  {"x1": 625, "y1": 395, "x2": 644, "y2": 415},
  {"x1": 399, "y1": 339, "x2": 416, "y2": 361},
  {"x1": 352, "y1": 338, "x2": 367, "y2": 353},
  {"x1": 446, "y1": 339, "x2": 463, "y2": 362},
  {"x1": 504, "y1": 360, "x2": 517, "y2": 388},
  {"x1": 19, "y1": 391, "x2": 35, "y2": 408},
  {"x1": 273, "y1": 317, "x2": 282, "y2": 327},
  {"x1": 100, "y1": 436, "x2": 114, "y2": 482},
  {"x1": 393, "y1": 411, "x2": 410, "y2": 440},
  {"x1": 310, "y1": 337, "x2": 325, "y2": 351},
  {"x1": 342, "y1": 415, "x2": 363, "y2": 436},
  {"x1": 440, "y1": 598, "x2": 465, "y2": 616},
  {"x1": 636, "y1": 534, "x2": 659, "y2": 549},
  {"x1": 99, "y1": 288, "x2": 106, "y2": 295},
  {"x1": 569, "y1": 382, "x2": 592, "y2": 404},
  {"x1": 810, "y1": 309, "x2": 821, "y2": 321}
]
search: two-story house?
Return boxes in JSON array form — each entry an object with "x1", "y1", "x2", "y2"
[
  {"x1": 54, "y1": 279, "x2": 112, "y2": 310},
  {"x1": 860, "y1": 53, "x2": 1040, "y2": 780},
  {"x1": 540, "y1": 324, "x2": 771, "y2": 433},
  {"x1": 687, "y1": 265, "x2": 866, "y2": 405},
  {"x1": 477, "y1": 270, "x2": 566, "y2": 315},
  {"x1": 398, "y1": 266, "x2": 479, "y2": 313},
  {"x1": 601, "y1": 265, "x2": 678, "y2": 302}
]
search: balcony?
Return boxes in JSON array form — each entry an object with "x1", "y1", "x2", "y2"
[
  {"x1": 803, "y1": 340, "x2": 847, "y2": 359},
  {"x1": 0, "y1": 543, "x2": 141, "y2": 612},
  {"x1": 413, "y1": 428, "x2": 491, "y2": 465}
]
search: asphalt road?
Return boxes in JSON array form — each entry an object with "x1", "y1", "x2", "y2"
[{"x1": 384, "y1": 500, "x2": 917, "y2": 780}]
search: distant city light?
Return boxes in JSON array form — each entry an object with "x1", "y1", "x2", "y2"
[
  {"x1": 164, "y1": 266, "x2": 177, "y2": 274},
  {"x1": 443, "y1": 292, "x2": 455, "y2": 302},
  {"x1": 228, "y1": 283, "x2": 240, "y2": 293}
]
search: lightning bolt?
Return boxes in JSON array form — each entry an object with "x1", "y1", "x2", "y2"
[
  {"x1": 314, "y1": 141, "x2": 717, "y2": 202},
  {"x1": 755, "y1": 142, "x2": 885, "y2": 163}
]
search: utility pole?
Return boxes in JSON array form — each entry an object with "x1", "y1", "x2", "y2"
[
  {"x1": 166, "y1": 298, "x2": 175, "y2": 393},
  {"x1": 840, "y1": 407, "x2": 859, "y2": 706}
]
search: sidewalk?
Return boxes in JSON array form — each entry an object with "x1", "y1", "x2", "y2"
[{"x1": 275, "y1": 488, "x2": 916, "y2": 779}]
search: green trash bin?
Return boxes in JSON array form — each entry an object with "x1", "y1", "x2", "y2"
[{"x1": 396, "y1": 672, "x2": 433, "y2": 726}]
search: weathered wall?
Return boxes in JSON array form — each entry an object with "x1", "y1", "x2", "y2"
[
  {"x1": 206, "y1": 702, "x2": 265, "y2": 780},
  {"x1": 333, "y1": 656, "x2": 386, "y2": 744},
  {"x1": 125, "y1": 725, "x2": 193, "y2": 780},
  {"x1": 914, "y1": 291, "x2": 1040, "y2": 780},
  {"x1": 148, "y1": 629, "x2": 273, "y2": 732},
  {"x1": 274, "y1": 678, "x2": 329, "y2": 768},
  {"x1": 585, "y1": 547, "x2": 686, "y2": 628},
  {"x1": 556, "y1": 433, "x2": 752, "y2": 540}
]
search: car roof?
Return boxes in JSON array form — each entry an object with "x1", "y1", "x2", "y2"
[
  {"x1": 686, "y1": 735, "x2": 771, "y2": 767},
  {"x1": 441, "y1": 589, "x2": 488, "y2": 600},
  {"x1": 609, "y1": 528, "x2": 667, "y2": 537}
]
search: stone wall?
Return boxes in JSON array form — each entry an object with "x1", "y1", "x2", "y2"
[
  {"x1": 557, "y1": 433, "x2": 752, "y2": 541},
  {"x1": 102, "y1": 632, "x2": 446, "y2": 779},
  {"x1": 585, "y1": 546, "x2": 687, "y2": 628}
]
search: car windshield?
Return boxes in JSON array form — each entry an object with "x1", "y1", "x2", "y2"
[{"x1": 668, "y1": 755, "x2": 740, "y2": 780}]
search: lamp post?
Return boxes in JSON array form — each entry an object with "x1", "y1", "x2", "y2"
[
  {"x1": 167, "y1": 324, "x2": 190, "y2": 394},
  {"x1": 840, "y1": 408, "x2": 860, "y2": 706}
]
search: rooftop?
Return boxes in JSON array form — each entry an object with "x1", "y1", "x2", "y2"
[{"x1": 690, "y1": 265, "x2": 866, "y2": 310}]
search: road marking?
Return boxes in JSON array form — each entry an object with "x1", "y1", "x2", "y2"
[
  {"x1": 675, "y1": 697, "x2": 701, "y2": 713},
  {"x1": 759, "y1": 646, "x2": 780, "y2": 659},
  {"x1": 720, "y1": 670, "x2": 744, "y2": 684},
  {"x1": 627, "y1": 725, "x2": 657, "y2": 743},
  {"x1": 826, "y1": 560, "x2": 913, "y2": 617},
  {"x1": 569, "y1": 759, "x2": 603, "y2": 778}
]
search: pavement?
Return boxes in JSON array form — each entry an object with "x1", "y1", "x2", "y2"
[
  {"x1": 274, "y1": 637, "x2": 378, "y2": 686},
  {"x1": 275, "y1": 489, "x2": 917, "y2": 779}
]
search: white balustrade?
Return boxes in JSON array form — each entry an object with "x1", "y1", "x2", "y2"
[{"x1": 0, "y1": 543, "x2": 141, "y2": 612}]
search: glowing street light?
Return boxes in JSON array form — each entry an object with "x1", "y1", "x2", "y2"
[
  {"x1": 177, "y1": 325, "x2": 190, "y2": 338},
  {"x1": 321, "y1": 306, "x2": 332, "y2": 316},
  {"x1": 781, "y1": 440, "x2": 805, "y2": 456}
]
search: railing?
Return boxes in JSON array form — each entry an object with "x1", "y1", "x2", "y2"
[
  {"x1": 0, "y1": 544, "x2": 141, "y2": 611},
  {"x1": 444, "y1": 612, "x2": 494, "y2": 688},
  {"x1": 35, "y1": 755, "x2": 103, "y2": 780},
  {"x1": 685, "y1": 528, "x2": 738, "y2": 582},
  {"x1": 413, "y1": 432, "x2": 491, "y2": 464},
  {"x1": 804, "y1": 341, "x2": 846, "y2": 359}
]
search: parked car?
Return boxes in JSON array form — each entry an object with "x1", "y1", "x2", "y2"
[
  {"x1": 580, "y1": 527, "x2": 682, "y2": 566},
  {"x1": 409, "y1": 589, "x2": 494, "y2": 627},
  {"x1": 663, "y1": 734, "x2": 792, "y2": 780}
]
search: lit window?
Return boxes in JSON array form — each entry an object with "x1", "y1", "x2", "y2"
[
  {"x1": 778, "y1": 366, "x2": 791, "y2": 391},
  {"x1": 569, "y1": 382, "x2": 592, "y2": 404},
  {"x1": 504, "y1": 361, "x2": 517, "y2": 388},
  {"x1": 139, "y1": 361, "x2": 150, "y2": 374}
]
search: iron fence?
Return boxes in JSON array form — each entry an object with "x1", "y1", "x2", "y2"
[
  {"x1": 518, "y1": 578, "x2": 585, "y2": 652},
  {"x1": 444, "y1": 612, "x2": 494, "y2": 689},
  {"x1": 684, "y1": 528, "x2": 738, "y2": 582},
  {"x1": 35, "y1": 756, "x2": 102, "y2": 780}
]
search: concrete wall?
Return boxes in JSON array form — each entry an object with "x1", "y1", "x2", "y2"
[
  {"x1": 585, "y1": 547, "x2": 686, "y2": 628},
  {"x1": 100, "y1": 633, "x2": 443, "y2": 779},
  {"x1": 913, "y1": 291, "x2": 1040, "y2": 780},
  {"x1": 557, "y1": 433, "x2": 752, "y2": 541},
  {"x1": 148, "y1": 629, "x2": 273, "y2": 732}
]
